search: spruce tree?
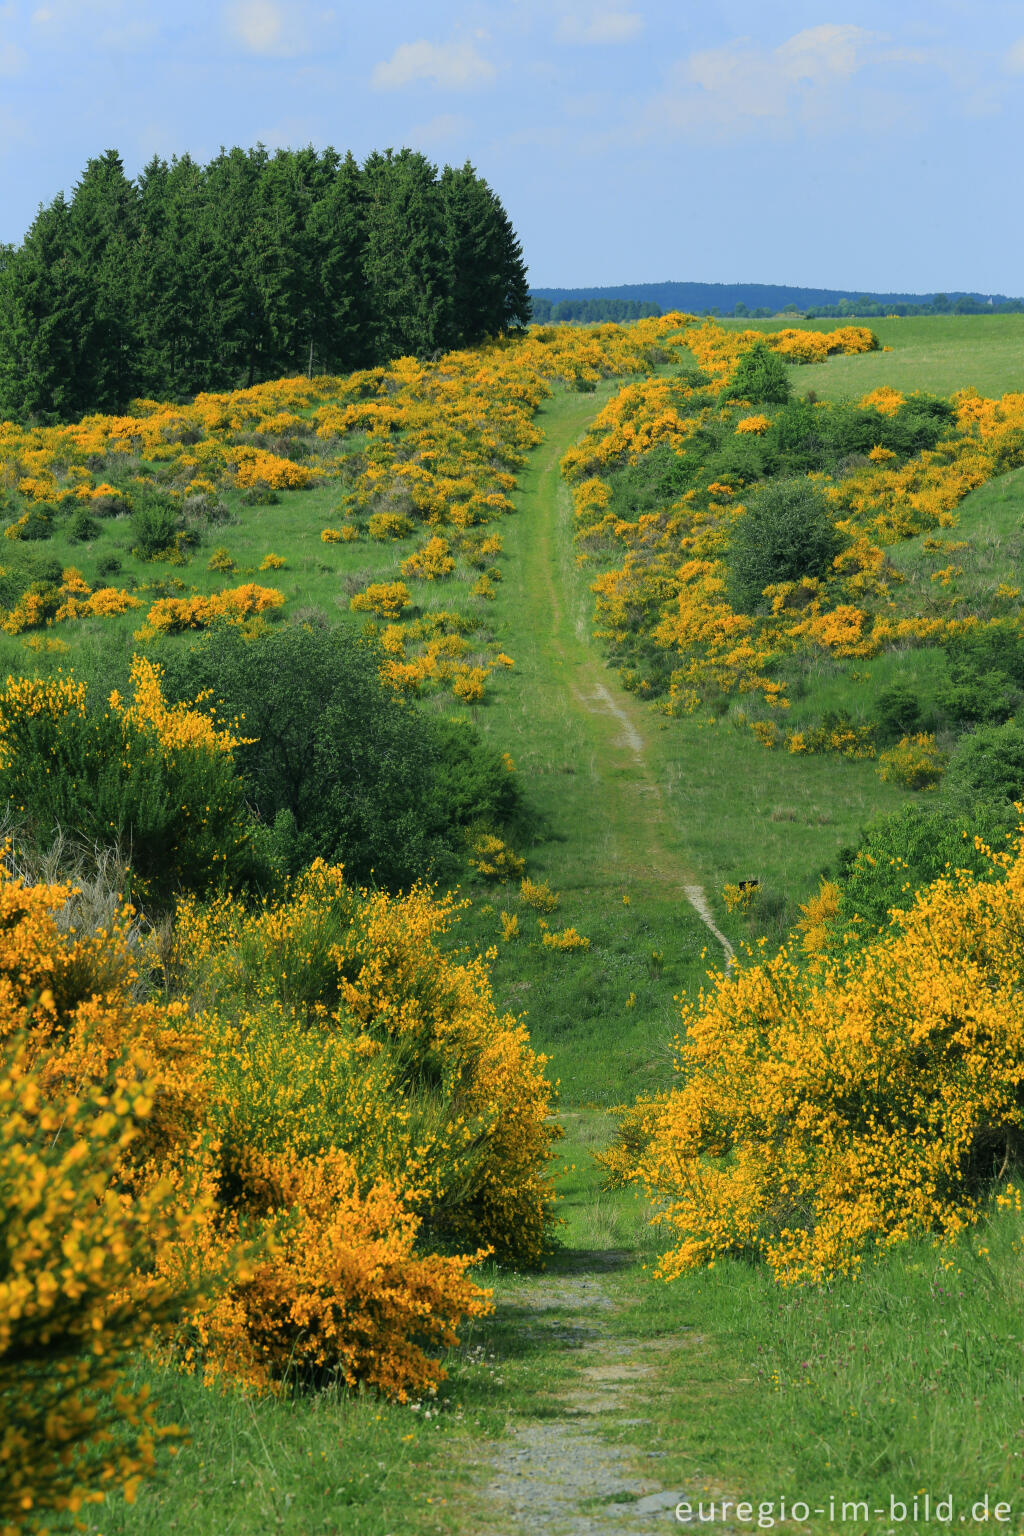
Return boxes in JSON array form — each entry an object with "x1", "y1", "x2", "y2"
[
  {"x1": 308, "y1": 150, "x2": 372, "y2": 372},
  {"x1": 68, "y1": 149, "x2": 142, "y2": 411},
  {"x1": 363, "y1": 148, "x2": 453, "y2": 359},
  {"x1": 0, "y1": 194, "x2": 96, "y2": 422}
]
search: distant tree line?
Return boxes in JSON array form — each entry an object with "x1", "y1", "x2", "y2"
[
  {"x1": 0, "y1": 146, "x2": 531, "y2": 423},
  {"x1": 530, "y1": 281, "x2": 1024, "y2": 320},
  {"x1": 529, "y1": 297, "x2": 662, "y2": 324},
  {"x1": 802, "y1": 295, "x2": 1024, "y2": 319}
]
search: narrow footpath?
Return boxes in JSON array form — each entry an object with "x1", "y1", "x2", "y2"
[
  {"x1": 500, "y1": 384, "x2": 734, "y2": 968},
  {"x1": 455, "y1": 387, "x2": 738, "y2": 1534}
]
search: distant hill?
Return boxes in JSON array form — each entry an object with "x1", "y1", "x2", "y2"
[{"x1": 528, "y1": 282, "x2": 1024, "y2": 322}]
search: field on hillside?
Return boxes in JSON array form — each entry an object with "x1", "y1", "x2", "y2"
[
  {"x1": 5, "y1": 312, "x2": 1024, "y2": 1534},
  {"x1": 723, "y1": 312, "x2": 1024, "y2": 399}
]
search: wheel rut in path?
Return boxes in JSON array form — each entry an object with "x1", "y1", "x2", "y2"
[{"x1": 510, "y1": 389, "x2": 734, "y2": 970}]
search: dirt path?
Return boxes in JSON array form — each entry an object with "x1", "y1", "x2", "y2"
[
  {"x1": 472, "y1": 1261, "x2": 696, "y2": 1535},
  {"x1": 457, "y1": 390, "x2": 741, "y2": 1534},
  {"x1": 507, "y1": 387, "x2": 734, "y2": 968}
]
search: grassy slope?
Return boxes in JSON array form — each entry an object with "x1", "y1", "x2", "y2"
[
  {"x1": 720, "y1": 313, "x2": 1024, "y2": 400},
  {"x1": 47, "y1": 321, "x2": 1024, "y2": 1532}
]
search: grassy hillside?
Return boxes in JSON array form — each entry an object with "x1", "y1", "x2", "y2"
[
  {"x1": 6, "y1": 314, "x2": 1024, "y2": 1534},
  {"x1": 722, "y1": 313, "x2": 1024, "y2": 399}
]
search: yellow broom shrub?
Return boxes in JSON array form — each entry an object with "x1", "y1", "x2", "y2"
[
  {"x1": 616, "y1": 831, "x2": 1024, "y2": 1284},
  {"x1": 174, "y1": 862, "x2": 559, "y2": 1266},
  {"x1": 0, "y1": 867, "x2": 223, "y2": 1530}
]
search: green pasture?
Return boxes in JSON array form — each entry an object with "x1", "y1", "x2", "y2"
[{"x1": 721, "y1": 313, "x2": 1024, "y2": 400}]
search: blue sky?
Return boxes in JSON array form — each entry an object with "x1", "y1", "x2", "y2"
[{"x1": 1, "y1": 1, "x2": 1023, "y2": 293}]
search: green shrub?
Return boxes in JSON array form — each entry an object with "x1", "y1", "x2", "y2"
[
  {"x1": 159, "y1": 626, "x2": 523, "y2": 890},
  {"x1": 0, "y1": 674, "x2": 261, "y2": 908},
  {"x1": 874, "y1": 683, "x2": 923, "y2": 743},
  {"x1": 130, "y1": 489, "x2": 180, "y2": 559},
  {"x1": 834, "y1": 801, "x2": 1017, "y2": 943},
  {"x1": 67, "y1": 507, "x2": 100, "y2": 543},
  {"x1": 727, "y1": 478, "x2": 844, "y2": 613},
  {"x1": 6, "y1": 504, "x2": 54, "y2": 541},
  {"x1": 939, "y1": 623, "x2": 1024, "y2": 725},
  {"x1": 942, "y1": 719, "x2": 1024, "y2": 809},
  {"x1": 0, "y1": 549, "x2": 63, "y2": 609},
  {"x1": 722, "y1": 341, "x2": 791, "y2": 406}
]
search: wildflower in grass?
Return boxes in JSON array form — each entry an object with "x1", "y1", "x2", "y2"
[
  {"x1": 401, "y1": 536, "x2": 455, "y2": 581},
  {"x1": 259, "y1": 552, "x2": 286, "y2": 571},
  {"x1": 349, "y1": 582, "x2": 411, "y2": 620},
  {"x1": 722, "y1": 882, "x2": 756, "y2": 913},
  {"x1": 876, "y1": 733, "x2": 947, "y2": 790},
  {"x1": 520, "y1": 876, "x2": 559, "y2": 913},
  {"x1": 541, "y1": 926, "x2": 590, "y2": 951},
  {"x1": 469, "y1": 835, "x2": 525, "y2": 883},
  {"x1": 500, "y1": 912, "x2": 519, "y2": 942},
  {"x1": 796, "y1": 878, "x2": 842, "y2": 956}
]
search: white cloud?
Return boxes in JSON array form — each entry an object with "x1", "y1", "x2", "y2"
[
  {"x1": 558, "y1": 9, "x2": 644, "y2": 44},
  {"x1": 224, "y1": 0, "x2": 300, "y2": 57},
  {"x1": 372, "y1": 38, "x2": 496, "y2": 91},
  {"x1": 648, "y1": 24, "x2": 879, "y2": 137},
  {"x1": 1006, "y1": 36, "x2": 1024, "y2": 72}
]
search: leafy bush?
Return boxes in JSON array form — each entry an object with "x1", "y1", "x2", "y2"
[
  {"x1": 876, "y1": 732, "x2": 946, "y2": 790},
  {"x1": 873, "y1": 682, "x2": 922, "y2": 742},
  {"x1": 0, "y1": 548, "x2": 63, "y2": 608},
  {"x1": 727, "y1": 478, "x2": 844, "y2": 613},
  {"x1": 833, "y1": 802, "x2": 1017, "y2": 941},
  {"x1": 159, "y1": 626, "x2": 521, "y2": 890},
  {"x1": 0, "y1": 661, "x2": 260, "y2": 907},
  {"x1": 6, "y1": 504, "x2": 55, "y2": 540},
  {"x1": 939, "y1": 623, "x2": 1024, "y2": 725},
  {"x1": 67, "y1": 507, "x2": 100, "y2": 542},
  {"x1": 722, "y1": 341, "x2": 791, "y2": 405},
  {"x1": 942, "y1": 719, "x2": 1024, "y2": 808},
  {"x1": 130, "y1": 489, "x2": 180, "y2": 559},
  {"x1": 612, "y1": 829, "x2": 1024, "y2": 1283}
]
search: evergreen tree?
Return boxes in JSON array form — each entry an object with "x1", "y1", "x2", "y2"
[
  {"x1": 0, "y1": 143, "x2": 532, "y2": 418},
  {"x1": 0, "y1": 194, "x2": 96, "y2": 421},
  {"x1": 363, "y1": 148, "x2": 453, "y2": 358},
  {"x1": 308, "y1": 150, "x2": 373, "y2": 372},
  {"x1": 67, "y1": 149, "x2": 142, "y2": 411}
]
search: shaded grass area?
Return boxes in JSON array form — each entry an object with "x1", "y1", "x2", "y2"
[{"x1": 720, "y1": 314, "x2": 1024, "y2": 400}]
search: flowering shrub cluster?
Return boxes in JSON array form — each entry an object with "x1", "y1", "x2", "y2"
[
  {"x1": 0, "y1": 868, "x2": 222, "y2": 1531},
  {"x1": 604, "y1": 829, "x2": 1024, "y2": 1283},
  {"x1": 876, "y1": 732, "x2": 947, "y2": 789},
  {"x1": 560, "y1": 320, "x2": 1024, "y2": 754},
  {"x1": 0, "y1": 658, "x2": 257, "y2": 904},
  {"x1": 1, "y1": 840, "x2": 558, "y2": 1520}
]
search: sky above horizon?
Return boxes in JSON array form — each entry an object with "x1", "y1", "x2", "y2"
[{"x1": 1, "y1": 1, "x2": 1022, "y2": 295}]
